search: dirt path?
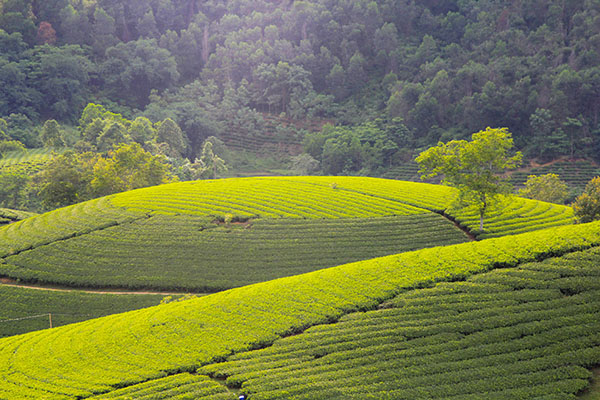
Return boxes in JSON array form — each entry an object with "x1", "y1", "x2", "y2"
[{"x1": 0, "y1": 278, "x2": 204, "y2": 296}]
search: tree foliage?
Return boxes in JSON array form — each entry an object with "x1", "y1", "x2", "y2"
[
  {"x1": 0, "y1": 139, "x2": 26, "y2": 157},
  {"x1": 0, "y1": 0, "x2": 599, "y2": 162},
  {"x1": 573, "y1": 177, "x2": 600, "y2": 223},
  {"x1": 416, "y1": 127, "x2": 522, "y2": 230},
  {"x1": 196, "y1": 140, "x2": 227, "y2": 179},
  {"x1": 36, "y1": 144, "x2": 176, "y2": 209},
  {"x1": 0, "y1": 170, "x2": 30, "y2": 209},
  {"x1": 40, "y1": 119, "x2": 65, "y2": 148},
  {"x1": 519, "y1": 173, "x2": 569, "y2": 204},
  {"x1": 304, "y1": 118, "x2": 411, "y2": 175}
]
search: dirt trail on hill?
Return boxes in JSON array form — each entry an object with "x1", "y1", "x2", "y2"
[{"x1": 0, "y1": 278, "x2": 204, "y2": 296}]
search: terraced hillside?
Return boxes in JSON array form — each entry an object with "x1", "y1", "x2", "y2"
[
  {"x1": 1, "y1": 221, "x2": 599, "y2": 399},
  {"x1": 0, "y1": 148, "x2": 57, "y2": 175},
  {"x1": 0, "y1": 285, "x2": 165, "y2": 338},
  {"x1": 202, "y1": 249, "x2": 600, "y2": 399},
  {"x1": 0, "y1": 208, "x2": 36, "y2": 226},
  {"x1": 510, "y1": 159, "x2": 600, "y2": 193},
  {"x1": 0, "y1": 178, "x2": 574, "y2": 293}
]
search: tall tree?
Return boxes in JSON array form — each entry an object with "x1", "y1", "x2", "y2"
[
  {"x1": 26, "y1": 44, "x2": 93, "y2": 121},
  {"x1": 156, "y1": 117, "x2": 186, "y2": 157},
  {"x1": 416, "y1": 127, "x2": 523, "y2": 231},
  {"x1": 40, "y1": 119, "x2": 65, "y2": 148},
  {"x1": 197, "y1": 140, "x2": 227, "y2": 179},
  {"x1": 0, "y1": 170, "x2": 30, "y2": 209},
  {"x1": 92, "y1": 7, "x2": 118, "y2": 57},
  {"x1": 101, "y1": 39, "x2": 179, "y2": 107}
]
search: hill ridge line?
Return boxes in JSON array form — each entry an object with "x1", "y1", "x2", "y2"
[{"x1": 0, "y1": 278, "x2": 197, "y2": 296}]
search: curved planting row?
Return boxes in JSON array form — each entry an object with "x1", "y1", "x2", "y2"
[
  {"x1": 0, "y1": 214, "x2": 467, "y2": 291},
  {"x1": 199, "y1": 248, "x2": 600, "y2": 399},
  {"x1": 450, "y1": 196, "x2": 576, "y2": 239},
  {"x1": 0, "y1": 148, "x2": 58, "y2": 175},
  {"x1": 88, "y1": 373, "x2": 234, "y2": 400},
  {"x1": 277, "y1": 176, "x2": 456, "y2": 211},
  {"x1": 0, "y1": 208, "x2": 36, "y2": 226},
  {"x1": 269, "y1": 177, "x2": 575, "y2": 239},
  {"x1": 0, "y1": 148, "x2": 55, "y2": 167},
  {"x1": 0, "y1": 196, "x2": 143, "y2": 258},
  {"x1": 0, "y1": 286, "x2": 165, "y2": 338},
  {"x1": 0, "y1": 222, "x2": 599, "y2": 399},
  {"x1": 110, "y1": 178, "x2": 428, "y2": 218},
  {"x1": 510, "y1": 160, "x2": 600, "y2": 190}
]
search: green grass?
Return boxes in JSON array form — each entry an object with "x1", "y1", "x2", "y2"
[
  {"x1": 0, "y1": 285, "x2": 166, "y2": 338},
  {"x1": 199, "y1": 247, "x2": 600, "y2": 399},
  {"x1": 1, "y1": 213, "x2": 468, "y2": 291},
  {"x1": 0, "y1": 221, "x2": 599, "y2": 399}
]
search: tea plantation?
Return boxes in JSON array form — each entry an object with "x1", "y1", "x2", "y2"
[
  {"x1": 0, "y1": 148, "x2": 57, "y2": 175},
  {"x1": 0, "y1": 208, "x2": 36, "y2": 226},
  {"x1": 0, "y1": 177, "x2": 593, "y2": 398},
  {"x1": 201, "y1": 248, "x2": 600, "y2": 399},
  {"x1": 0, "y1": 177, "x2": 574, "y2": 292},
  {"x1": 2, "y1": 213, "x2": 467, "y2": 291},
  {"x1": 0, "y1": 285, "x2": 165, "y2": 337},
  {"x1": 0, "y1": 221, "x2": 600, "y2": 399}
]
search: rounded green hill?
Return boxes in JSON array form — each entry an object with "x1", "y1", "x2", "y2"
[
  {"x1": 0, "y1": 177, "x2": 574, "y2": 292},
  {"x1": 0, "y1": 221, "x2": 599, "y2": 399}
]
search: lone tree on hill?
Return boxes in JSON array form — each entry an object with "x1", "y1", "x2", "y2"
[{"x1": 416, "y1": 127, "x2": 522, "y2": 231}]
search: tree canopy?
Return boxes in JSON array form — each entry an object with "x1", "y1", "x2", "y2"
[
  {"x1": 519, "y1": 173, "x2": 569, "y2": 204},
  {"x1": 416, "y1": 127, "x2": 522, "y2": 231},
  {"x1": 36, "y1": 143, "x2": 176, "y2": 209},
  {"x1": 1, "y1": 0, "x2": 600, "y2": 162},
  {"x1": 573, "y1": 177, "x2": 600, "y2": 223}
]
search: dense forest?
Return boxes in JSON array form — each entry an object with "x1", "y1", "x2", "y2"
[{"x1": 1, "y1": 0, "x2": 600, "y2": 174}]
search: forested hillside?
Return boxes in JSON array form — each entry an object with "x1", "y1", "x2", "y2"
[{"x1": 1, "y1": 0, "x2": 600, "y2": 166}]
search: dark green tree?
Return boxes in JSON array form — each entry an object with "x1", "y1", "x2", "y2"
[
  {"x1": 574, "y1": 177, "x2": 600, "y2": 223},
  {"x1": 197, "y1": 140, "x2": 227, "y2": 179},
  {"x1": 101, "y1": 39, "x2": 179, "y2": 107}
]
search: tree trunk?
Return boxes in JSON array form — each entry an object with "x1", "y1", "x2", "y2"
[{"x1": 479, "y1": 196, "x2": 486, "y2": 232}]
